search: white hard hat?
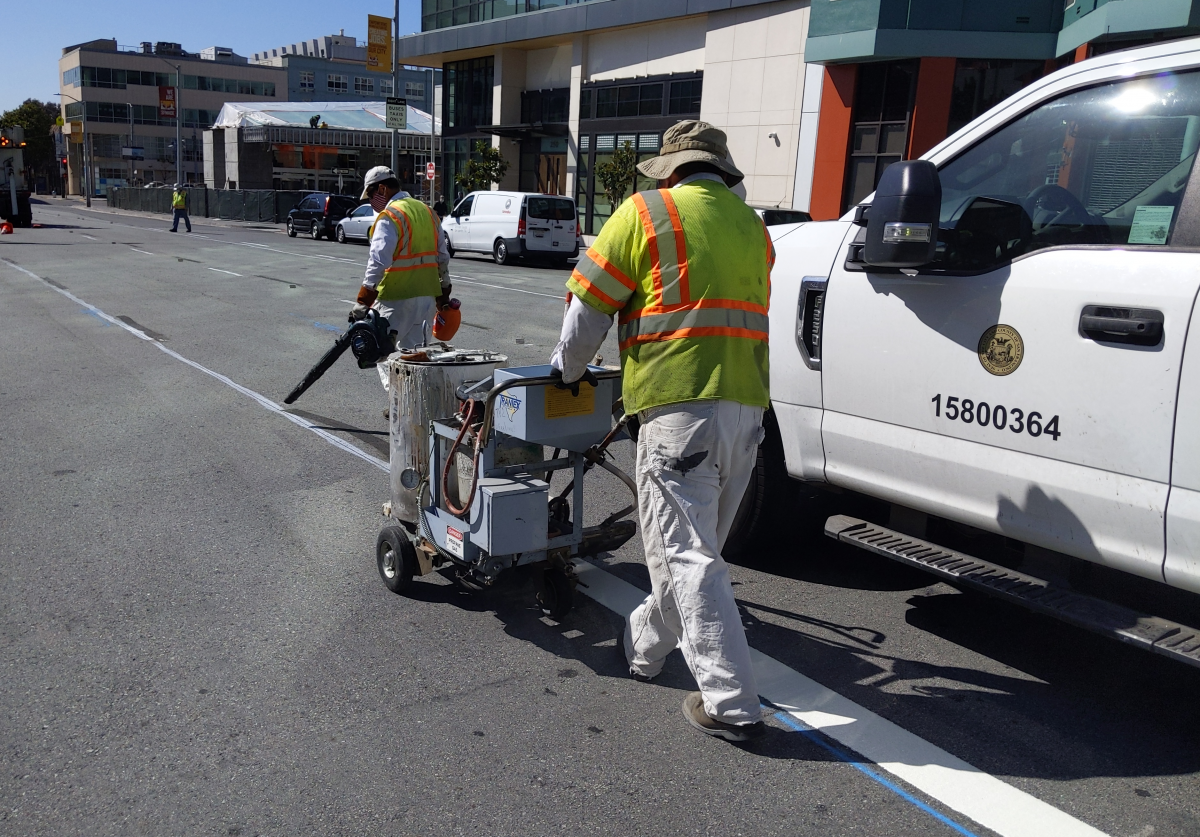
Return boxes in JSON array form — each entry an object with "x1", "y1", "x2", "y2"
[{"x1": 360, "y1": 166, "x2": 398, "y2": 200}]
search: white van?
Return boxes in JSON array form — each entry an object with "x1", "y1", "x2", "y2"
[{"x1": 442, "y1": 191, "x2": 580, "y2": 266}]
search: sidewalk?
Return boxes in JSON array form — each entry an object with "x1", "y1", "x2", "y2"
[{"x1": 37, "y1": 196, "x2": 284, "y2": 233}]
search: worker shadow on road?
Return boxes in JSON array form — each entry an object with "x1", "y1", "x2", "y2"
[{"x1": 285, "y1": 408, "x2": 389, "y2": 457}]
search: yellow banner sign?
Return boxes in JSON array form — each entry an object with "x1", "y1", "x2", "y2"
[{"x1": 367, "y1": 15, "x2": 392, "y2": 71}]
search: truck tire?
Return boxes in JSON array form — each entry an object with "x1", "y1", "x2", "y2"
[{"x1": 724, "y1": 410, "x2": 789, "y2": 560}]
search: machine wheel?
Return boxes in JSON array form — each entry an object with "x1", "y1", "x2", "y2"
[
  {"x1": 310, "y1": 223, "x2": 322, "y2": 240},
  {"x1": 536, "y1": 567, "x2": 573, "y2": 619},
  {"x1": 376, "y1": 526, "x2": 417, "y2": 594},
  {"x1": 286, "y1": 219, "x2": 297, "y2": 237},
  {"x1": 493, "y1": 239, "x2": 510, "y2": 265},
  {"x1": 336, "y1": 226, "x2": 347, "y2": 243}
]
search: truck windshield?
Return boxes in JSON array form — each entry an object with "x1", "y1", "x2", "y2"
[{"x1": 938, "y1": 69, "x2": 1200, "y2": 256}]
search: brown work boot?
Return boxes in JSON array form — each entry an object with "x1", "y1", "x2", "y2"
[{"x1": 681, "y1": 692, "x2": 765, "y2": 742}]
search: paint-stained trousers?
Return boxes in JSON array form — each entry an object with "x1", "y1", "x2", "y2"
[
  {"x1": 373, "y1": 296, "x2": 437, "y2": 391},
  {"x1": 625, "y1": 398, "x2": 766, "y2": 724}
]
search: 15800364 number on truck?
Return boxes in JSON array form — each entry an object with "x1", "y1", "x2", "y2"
[{"x1": 733, "y1": 36, "x2": 1200, "y2": 670}]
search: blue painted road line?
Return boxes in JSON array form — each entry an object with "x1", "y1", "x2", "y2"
[{"x1": 771, "y1": 708, "x2": 982, "y2": 837}]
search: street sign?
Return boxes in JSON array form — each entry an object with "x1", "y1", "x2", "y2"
[
  {"x1": 386, "y1": 97, "x2": 407, "y2": 131},
  {"x1": 426, "y1": 162, "x2": 436, "y2": 180},
  {"x1": 122, "y1": 147, "x2": 145, "y2": 160},
  {"x1": 367, "y1": 15, "x2": 392, "y2": 71},
  {"x1": 331, "y1": 168, "x2": 356, "y2": 175}
]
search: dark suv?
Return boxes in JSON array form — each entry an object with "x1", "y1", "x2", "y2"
[{"x1": 286, "y1": 193, "x2": 360, "y2": 240}]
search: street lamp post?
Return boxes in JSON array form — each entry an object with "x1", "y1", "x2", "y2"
[
  {"x1": 54, "y1": 92, "x2": 90, "y2": 208},
  {"x1": 126, "y1": 102, "x2": 134, "y2": 186}
]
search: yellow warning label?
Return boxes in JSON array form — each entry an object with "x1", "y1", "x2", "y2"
[{"x1": 544, "y1": 383, "x2": 596, "y2": 419}]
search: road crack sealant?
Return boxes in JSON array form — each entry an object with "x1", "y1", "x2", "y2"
[{"x1": 2, "y1": 254, "x2": 1114, "y2": 837}]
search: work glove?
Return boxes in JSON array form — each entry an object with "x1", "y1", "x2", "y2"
[
  {"x1": 436, "y1": 283, "x2": 453, "y2": 309},
  {"x1": 348, "y1": 303, "x2": 370, "y2": 322},
  {"x1": 551, "y1": 367, "x2": 598, "y2": 397}
]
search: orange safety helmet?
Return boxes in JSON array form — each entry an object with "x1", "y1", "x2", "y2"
[{"x1": 433, "y1": 298, "x2": 461, "y2": 341}]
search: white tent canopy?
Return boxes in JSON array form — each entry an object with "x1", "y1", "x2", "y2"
[{"x1": 212, "y1": 100, "x2": 439, "y2": 134}]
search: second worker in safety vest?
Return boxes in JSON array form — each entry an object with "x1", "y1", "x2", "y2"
[
  {"x1": 550, "y1": 121, "x2": 774, "y2": 742},
  {"x1": 351, "y1": 165, "x2": 452, "y2": 389}
]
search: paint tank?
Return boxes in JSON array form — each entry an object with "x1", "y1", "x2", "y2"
[{"x1": 388, "y1": 349, "x2": 507, "y2": 524}]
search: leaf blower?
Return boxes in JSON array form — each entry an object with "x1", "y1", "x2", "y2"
[{"x1": 283, "y1": 309, "x2": 393, "y2": 405}]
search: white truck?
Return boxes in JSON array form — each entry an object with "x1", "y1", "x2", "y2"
[{"x1": 744, "y1": 37, "x2": 1200, "y2": 668}]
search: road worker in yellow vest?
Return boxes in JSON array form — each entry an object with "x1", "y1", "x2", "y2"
[
  {"x1": 350, "y1": 166, "x2": 452, "y2": 390},
  {"x1": 549, "y1": 121, "x2": 774, "y2": 742}
]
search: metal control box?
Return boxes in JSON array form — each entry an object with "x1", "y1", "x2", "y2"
[
  {"x1": 468, "y1": 477, "x2": 549, "y2": 555},
  {"x1": 492, "y1": 364, "x2": 617, "y2": 452}
]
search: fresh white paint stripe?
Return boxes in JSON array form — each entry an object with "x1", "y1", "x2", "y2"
[
  {"x1": 571, "y1": 560, "x2": 1110, "y2": 837},
  {"x1": 450, "y1": 275, "x2": 562, "y2": 300},
  {"x1": 207, "y1": 268, "x2": 242, "y2": 276},
  {"x1": 81, "y1": 234, "x2": 97, "y2": 241},
  {"x1": 129, "y1": 248, "x2": 153, "y2": 255},
  {"x1": 2, "y1": 248, "x2": 1111, "y2": 837},
  {"x1": 2, "y1": 258, "x2": 388, "y2": 474}
]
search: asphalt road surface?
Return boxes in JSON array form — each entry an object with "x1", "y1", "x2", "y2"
[{"x1": 3, "y1": 198, "x2": 1200, "y2": 837}]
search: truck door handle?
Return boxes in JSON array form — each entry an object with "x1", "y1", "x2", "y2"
[{"x1": 1079, "y1": 306, "x2": 1163, "y2": 347}]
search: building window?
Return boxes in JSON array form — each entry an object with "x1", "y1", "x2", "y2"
[
  {"x1": 300, "y1": 71, "x2": 315, "y2": 90},
  {"x1": 592, "y1": 82, "x2": 664, "y2": 119},
  {"x1": 444, "y1": 56, "x2": 494, "y2": 132},
  {"x1": 579, "y1": 89, "x2": 592, "y2": 119},
  {"x1": 327, "y1": 74, "x2": 348, "y2": 93},
  {"x1": 577, "y1": 132, "x2": 663, "y2": 235},
  {"x1": 63, "y1": 67, "x2": 81, "y2": 87},
  {"x1": 844, "y1": 61, "x2": 917, "y2": 210},
  {"x1": 380, "y1": 78, "x2": 394, "y2": 97},
  {"x1": 405, "y1": 81, "x2": 426, "y2": 98},
  {"x1": 948, "y1": 59, "x2": 1045, "y2": 135},
  {"x1": 355, "y1": 76, "x2": 374, "y2": 94},
  {"x1": 521, "y1": 89, "x2": 569, "y2": 124},
  {"x1": 668, "y1": 79, "x2": 702, "y2": 114}
]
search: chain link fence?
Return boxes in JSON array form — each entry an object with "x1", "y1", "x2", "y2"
[{"x1": 107, "y1": 187, "x2": 312, "y2": 224}]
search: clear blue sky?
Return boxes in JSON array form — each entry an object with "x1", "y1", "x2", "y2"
[{"x1": 1, "y1": 1, "x2": 423, "y2": 113}]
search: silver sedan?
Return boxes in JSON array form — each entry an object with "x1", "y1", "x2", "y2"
[{"x1": 335, "y1": 204, "x2": 376, "y2": 243}]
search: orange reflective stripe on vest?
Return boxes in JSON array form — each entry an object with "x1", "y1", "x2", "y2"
[{"x1": 631, "y1": 189, "x2": 689, "y2": 306}]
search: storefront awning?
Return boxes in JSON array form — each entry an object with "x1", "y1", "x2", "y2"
[{"x1": 478, "y1": 122, "x2": 569, "y2": 140}]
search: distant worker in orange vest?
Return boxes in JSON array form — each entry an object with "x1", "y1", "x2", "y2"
[
  {"x1": 350, "y1": 166, "x2": 452, "y2": 390},
  {"x1": 550, "y1": 121, "x2": 774, "y2": 742}
]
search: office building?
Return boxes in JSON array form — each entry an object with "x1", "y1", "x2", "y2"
[
  {"x1": 397, "y1": 0, "x2": 1200, "y2": 237},
  {"x1": 59, "y1": 39, "x2": 285, "y2": 193}
]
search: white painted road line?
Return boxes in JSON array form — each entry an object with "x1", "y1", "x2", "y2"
[
  {"x1": 81, "y1": 234, "x2": 97, "y2": 241},
  {"x1": 207, "y1": 268, "x2": 243, "y2": 276},
  {"x1": 2, "y1": 252, "x2": 1112, "y2": 837},
  {"x1": 129, "y1": 248, "x2": 154, "y2": 255},
  {"x1": 2, "y1": 258, "x2": 388, "y2": 475},
  {"x1": 573, "y1": 561, "x2": 1110, "y2": 837},
  {"x1": 450, "y1": 275, "x2": 563, "y2": 300}
]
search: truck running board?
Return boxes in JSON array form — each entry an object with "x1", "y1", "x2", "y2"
[{"x1": 824, "y1": 515, "x2": 1200, "y2": 670}]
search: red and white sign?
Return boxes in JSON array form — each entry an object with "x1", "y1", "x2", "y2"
[
  {"x1": 445, "y1": 525, "x2": 464, "y2": 558},
  {"x1": 158, "y1": 86, "x2": 177, "y2": 119},
  {"x1": 426, "y1": 162, "x2": 436, "y2": 181}
]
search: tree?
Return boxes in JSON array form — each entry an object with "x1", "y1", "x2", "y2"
[
  {"x1": 454, "y1": 141, "x2": 509, "y2": 192},
  {"x1": 595, "y1": 140, "x2": 639, "y2": 211},
  {"x1": 0, "y1": 99, "x2": 58, "y2": 185}
]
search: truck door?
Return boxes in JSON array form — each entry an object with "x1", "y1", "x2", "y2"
[
  {"x1": 446, "y1": 194, "x2": 474, "y2": 251},
  {"x1": 821, "y1": 69, "x2": 1200, "y2": 583}
]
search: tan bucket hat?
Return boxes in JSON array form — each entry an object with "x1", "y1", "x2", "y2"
[{"x1": 636, "y1": 120, "x2": 744, "y2": 185}]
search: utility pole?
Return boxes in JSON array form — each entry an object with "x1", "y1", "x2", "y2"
[
  {"x1": 174, "y1": 63, "x2": 182, "y2": 185},
  {"x1": 126, "y1": 102, "x2": 134, "y2": 186},
  {"x1": 391, "y1": 0, "x2": 399, "y2": 175},
  {"x1": 428, "y1": 67, "x2": 435, "y2": 207}
]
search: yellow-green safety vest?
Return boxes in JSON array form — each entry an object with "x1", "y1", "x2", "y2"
[
  {"x1": 369, "y1": 197, "x2": 443, "y2": 301},
  {"x1": 172, "y1": 190, "x2": 186, "y2": 209},
  {"x1": 566, "y1": 178, "x2": 773, "y2": 415}
]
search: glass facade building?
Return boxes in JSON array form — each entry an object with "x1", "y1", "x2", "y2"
[{"x1": 422, "y1": 0, "x2": 599, "y2": 32}]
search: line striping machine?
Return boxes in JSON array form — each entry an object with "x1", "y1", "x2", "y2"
[{"x1": 378, "y1": 357, "x2": 638, "y2": 618}]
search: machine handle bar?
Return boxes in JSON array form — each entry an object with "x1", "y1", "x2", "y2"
[{"x1": 481, "y1": 369, "x2": 622, "y2": 407}]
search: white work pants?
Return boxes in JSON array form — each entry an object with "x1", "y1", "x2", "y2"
[
  {"x1": 373, "y1": 296, "x2": 437, "y2": 391},
  {"x1": 625, "y1": 399, "x2": 766, "y2": 724}
]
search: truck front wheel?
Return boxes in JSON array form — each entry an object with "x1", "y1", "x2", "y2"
[{"x1": 724, "y1": 411, "x2": 791, "y2": 560}]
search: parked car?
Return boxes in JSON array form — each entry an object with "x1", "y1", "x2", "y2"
[
  {"x1": 442, "y1": 191, "x2": 580, "y2": 265},
  {"x1": 335, "y1": 203, "x2": 376, "y2": 243},
  {"x1": 752, "y1": 206, "x2": 812, "y2": 226},
  {"x1": 143, "y1": 181, "x2": 167, "y2": 189},
  {"x1": 287, "y1": 193, "x2": 359, "y2": 240}
]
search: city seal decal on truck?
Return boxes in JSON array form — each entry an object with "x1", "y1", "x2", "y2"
[{"x1": 978, "y1": 325, "x2": 1023, "y2": 376}]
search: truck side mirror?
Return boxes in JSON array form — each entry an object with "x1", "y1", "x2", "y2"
[{"x1": 864, "y1": 160, "x2": 941, "y2": 268}]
